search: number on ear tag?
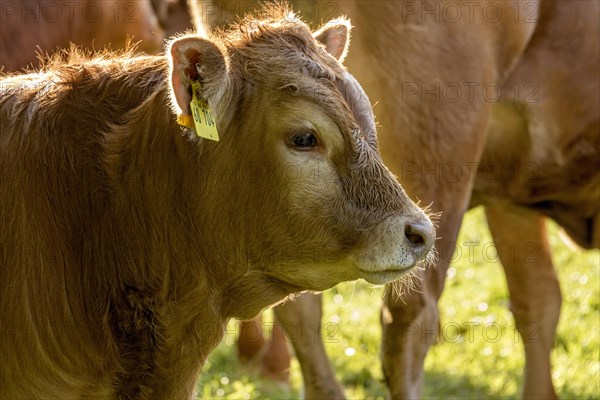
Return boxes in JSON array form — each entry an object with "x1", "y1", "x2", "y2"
[{"x1": 189, "y1": 80, "x2": 219, "y2": 141}]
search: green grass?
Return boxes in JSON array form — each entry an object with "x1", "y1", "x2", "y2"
[{"x1": 197, "y1": 207, "x2": 600, "y2": 399}]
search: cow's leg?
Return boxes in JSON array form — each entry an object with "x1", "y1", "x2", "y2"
[
  {"x1": 381, "y1": 204, "x2": 465, "y2": 400},
  {"x1": 274, "y1": 293, "x2": 346, "y2": 399},
  {"x1": 485, "y1": 203, "x2": 560, "y2": 399}
]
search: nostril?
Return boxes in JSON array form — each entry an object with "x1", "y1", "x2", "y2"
[{"x1": 405, "y1": 224, "x2": 426, "y2": 246}]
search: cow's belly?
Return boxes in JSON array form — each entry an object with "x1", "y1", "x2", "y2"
[
  {"x1": 472, "y1": 175, "x2": 600, "y2": 249},
  {"x1": 471, "y1": 101, "x2": 599, "y2": 249}
]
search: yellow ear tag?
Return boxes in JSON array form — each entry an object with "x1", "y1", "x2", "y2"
[{"x1": 186, "y1": 80, "x2": 219, "y2": 141}]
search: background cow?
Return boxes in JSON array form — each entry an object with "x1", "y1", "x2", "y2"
[
  {"x1": 0, "y1": 6, "x2": 435, "y2": 399},
  {"x1": 0, "y1": 0, "x2": 166, "y2": 72},
  {"x1": 193, "y1": 1, "x2": 599, "y2": 398}
]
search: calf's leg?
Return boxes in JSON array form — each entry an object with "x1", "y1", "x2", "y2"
[
  {"x1": 238, "y1": 316, "x2": 266, "y2": 363},
  {"x1": 274, "y1": 293, "x2": 346, "y2": 399},
  {"x1": 259, "y1": 319, "x2": 291, "y2": 383},
  {"x1": 485, "y1": 203, "x2": 560, "y2": 399},
  {"x1": 238, "y1": 314, "x2": 291, "y2": 383}
]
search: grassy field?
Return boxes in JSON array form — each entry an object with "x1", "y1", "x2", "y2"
[{"x1": 197, "y1": 207, "x2": 600, "y2": 399}]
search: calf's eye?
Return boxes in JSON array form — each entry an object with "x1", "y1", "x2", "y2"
[{"x1": 289, "y1": 131, "x2": 318, "y2": 149}]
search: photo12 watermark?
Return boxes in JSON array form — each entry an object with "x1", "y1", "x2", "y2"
[{"x1": 0, "y1": 1, "x2": 142, "y2": 24}]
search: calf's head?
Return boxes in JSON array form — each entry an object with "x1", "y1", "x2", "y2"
[{"x1": 168, "y1": 9, "x2": 435, "y2": 296}]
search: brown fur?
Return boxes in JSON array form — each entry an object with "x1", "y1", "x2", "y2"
[{"x1": 0, "y1": 5, "x2": 434, "y2": 399}]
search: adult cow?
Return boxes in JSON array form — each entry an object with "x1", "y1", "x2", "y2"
[
  {"x1": 205, "y1": 0, "x2": 599, "y2": 398},
  {"x1": 0, "y1": 6, "x2": 435, "y2": 399},
  {"x1": 0, "y1": 0, "x2": 164, "y2": 72}
]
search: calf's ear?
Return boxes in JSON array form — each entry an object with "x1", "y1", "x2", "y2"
[
  {"x1": 313, "y1": 19, "x2": 351, "y2": 62},
  {"x1": 168, "y1": 35, "x2": 228, "y2": 115}
]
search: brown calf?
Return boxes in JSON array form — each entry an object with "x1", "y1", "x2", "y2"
[
  {"x1": 0, "y1": 6, "x2": 434, "y2": 399},
  {"x1": 200, "y1": 1, "x2": 599, "y2": 398}
]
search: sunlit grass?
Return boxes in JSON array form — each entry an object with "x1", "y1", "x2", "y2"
[{"x1": 197, "y1": 207, "x2": 600, "y2": 399}]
